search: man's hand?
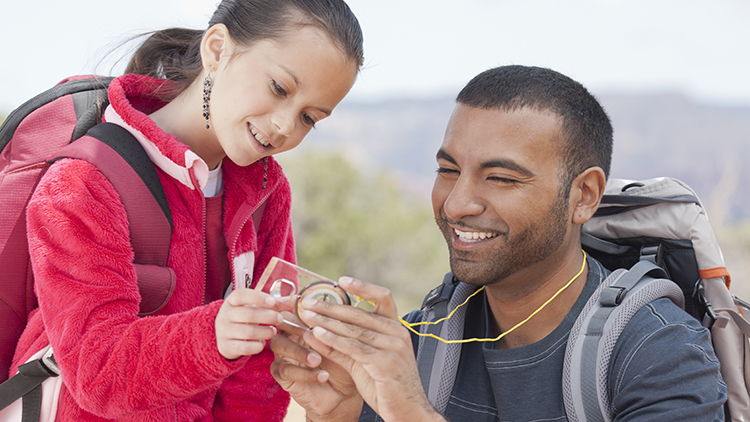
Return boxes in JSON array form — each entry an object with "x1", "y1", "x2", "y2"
[
  {"x1": 296, "y1": 277, "x2": 446, "y2": 422},
  {"x1": 270, "y1": 314, "x2": 364, "y2": 421}
]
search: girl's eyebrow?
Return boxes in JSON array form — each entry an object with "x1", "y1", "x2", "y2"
[
  {"x1": 280, "y1": 65, "x2": 301, "y2": 88},
  {"x1": 280, "y1": 65, "x2": 331, "y2": 116}
]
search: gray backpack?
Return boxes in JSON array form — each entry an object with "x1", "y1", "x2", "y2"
[{"x1": 415, "y1": 177, "x2": 750, "y2": 421}]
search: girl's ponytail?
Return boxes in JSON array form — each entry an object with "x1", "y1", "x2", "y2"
[
  {"x1": 122, "y1": 0, "x2": 363, "y2": 98},
  {"x1": 124, "y1": 28, "x2": 204, "y2": 95}
]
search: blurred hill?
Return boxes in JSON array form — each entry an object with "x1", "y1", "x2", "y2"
[
  {"x1": 287, "y1": 92, "x2": 750, "y2": 302},
  {"x1": 298, "y1": 93, "x2": 750, "y2": 224}
]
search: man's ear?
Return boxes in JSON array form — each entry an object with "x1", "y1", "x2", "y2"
[
  {"x1": 570, "y1": 167, "x2": 606, "y2": 225},
  {"x1": 201, "y1": 24, "x2": 232, "y2": 70}
]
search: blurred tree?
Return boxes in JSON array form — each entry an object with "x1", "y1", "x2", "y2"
[{"x1": 278, "y1": 151, "x2": 449, "y2": 312}]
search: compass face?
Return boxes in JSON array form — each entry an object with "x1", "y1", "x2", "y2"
[{"x1": 295, "y1": 281, "x2": 351, "y2": 324}]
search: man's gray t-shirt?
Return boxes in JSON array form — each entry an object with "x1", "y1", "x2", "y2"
[{"x1": 360, "y1": 257, "x2": 726, "y2": 421}]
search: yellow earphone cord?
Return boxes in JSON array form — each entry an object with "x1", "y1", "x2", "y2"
[{"x1": 399, "y1": 251, "x2": 587, "y2": 344}]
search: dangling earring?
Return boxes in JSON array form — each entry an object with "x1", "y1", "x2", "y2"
[
  {"x1": 262, "y1": 157, "x2": 269, "y2": 190},
  {"x1": 202, "y1": 68, "x2": 214, "y2": 129}
]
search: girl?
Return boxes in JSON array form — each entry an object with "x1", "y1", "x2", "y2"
[{"x1": 12, "y1": 0, "x2": 363, "y2": 420}]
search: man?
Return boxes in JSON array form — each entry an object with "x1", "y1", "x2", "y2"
[{"x1": 270, "y1": 65, "x2": 726, "y2": 421}]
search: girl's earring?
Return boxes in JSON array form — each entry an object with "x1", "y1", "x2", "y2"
[
  {"x1": 262, "y1": 157, "x2": 268, "y2": 190},
  {"x1": 202, "y1": 68, "x2": 214, "y2": 129}
]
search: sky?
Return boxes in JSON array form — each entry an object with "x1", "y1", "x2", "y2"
[{"x1": 1, "y1": 0, "x2": 749, "y2": 113}]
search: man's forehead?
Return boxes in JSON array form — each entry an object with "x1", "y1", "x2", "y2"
[{"x1": 439, "y1": 104, "x2": 563, "y2": 166}]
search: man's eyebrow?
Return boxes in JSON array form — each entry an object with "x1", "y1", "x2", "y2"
[
  {"x1": 437, "y1": 149, "x2": 534, "y2": 177},
  {"x1": 436, "y1": 149, "x2": 456, "y2": 164},
  {"x1": 281, "y1": 65, "x2": 331, "y2": 116},
  {"x1": 480, "y1": 159, "x2": 534, "y2": 178}
]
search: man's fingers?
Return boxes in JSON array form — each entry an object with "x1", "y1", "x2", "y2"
[
  {"x1": 298, "y1": 297, "x2": 403, "y2": 342},
  {"x1": 338, "y1": 276, "x2": 398, "y2": 318},
  {"x1": 270, "y1": 333, "x2": 323, "y2": 368},
  {"x1": 300, "y1": 308, "x2": 409, "y2": 361},
  {"x1": 271, "y1": 357, "x2": 329, "y2": 386}
]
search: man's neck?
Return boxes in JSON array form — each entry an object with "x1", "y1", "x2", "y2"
[{"x1": 484, "y1": 248, "x2": 588, "y2": 349}]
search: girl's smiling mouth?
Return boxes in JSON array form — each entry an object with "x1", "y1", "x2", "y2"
[{"x1": 249, "y1": 124, "x2": 271, "y2": 147}]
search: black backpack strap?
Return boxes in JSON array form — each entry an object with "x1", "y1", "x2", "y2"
[
  {"x1": 0, "y1": 77, "x2": 113, "y2": 151},
  {"x1": 415, "y1": 273, "x2": 478, "y2": 414},
  {"x1": 0, "y1": 347, "x2": 59, "y2": 422},
  {"x1": 83, "y1": 122, "x2": 173, "y2": 230},
  {"x1": 54, "y1": 122, "x2": 175, "y2": 315}
]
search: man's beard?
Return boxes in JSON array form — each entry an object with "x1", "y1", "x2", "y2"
[{"x1": 438, "y1": 187, "x2": 570, "y2": 287}]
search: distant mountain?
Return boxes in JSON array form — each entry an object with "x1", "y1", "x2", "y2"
[{"x1": 299, "y1": 93, "x2": 750, "y2": 222}]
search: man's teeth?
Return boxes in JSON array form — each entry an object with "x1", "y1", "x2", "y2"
[
  {"x1": 250, "y1": 127, "x2": 270, "y2": 147},
  {"x1": 454, "y1": 228, "x2": 497, "y2": 242}
]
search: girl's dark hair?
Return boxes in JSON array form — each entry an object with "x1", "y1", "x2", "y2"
[{"x1": 125, "y1": 0, "x2": 363, "y2": 97}]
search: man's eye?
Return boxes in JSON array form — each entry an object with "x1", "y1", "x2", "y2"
[
  {"x1": 436, "y1": 167, "x2": 459, "y2": 175},
  {"x1": 488, "y1": 176, "x2": 519, "y2": 185}
]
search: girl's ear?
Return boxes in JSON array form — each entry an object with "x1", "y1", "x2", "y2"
[
  {"x1": 201, "y1": 24, "x2": 232, "y2": 70},
  {"x1": 570, "y1": 167, "x2": 606, "y2": 225}
]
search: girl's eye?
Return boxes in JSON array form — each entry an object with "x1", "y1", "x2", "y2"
[
  {"x1": 302, "y1": 112, "x2": 316, "y2": 128},
  {"x1": 273, "y1": 81, "x2": 287, "y2": 97}
]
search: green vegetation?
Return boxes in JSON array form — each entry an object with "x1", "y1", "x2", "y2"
[
  {"x1": 716, "y1": 223, "x2": 750, "y2": 299},
  {"x1": 278, "y1": 151, "x2": 449, "y2": 312}
]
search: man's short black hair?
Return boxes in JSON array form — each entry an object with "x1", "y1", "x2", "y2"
[{"x1": 456, "y1": 65, "x2": 613, "y2": 186}]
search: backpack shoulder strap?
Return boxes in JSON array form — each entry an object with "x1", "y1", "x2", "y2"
[
  {"x1": 563, "y1": 260, "x2": 684, "y2": 422},
  {"x1": 415, "y1": 272, "x2": 478, "y2": 414},
  {"x1": 0, "y1": 77, "x2": 113, "y2": 150},
  {"x1": 54, "y1": 122, "x2": 175, "y2": 315}
]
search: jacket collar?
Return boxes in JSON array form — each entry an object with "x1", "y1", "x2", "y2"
[{"x1": 105, "y1": 73, "x2": 282, "y2": 196}]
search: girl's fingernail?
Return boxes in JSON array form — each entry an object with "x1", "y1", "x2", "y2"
[
  {"x1": 339, "y1": 276, "x2": 353, "y2": 286},
  {"x1": 265, "y1": 296, "x2": 276, "y2": 306}
]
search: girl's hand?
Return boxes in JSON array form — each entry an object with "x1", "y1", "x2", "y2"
[
  {"x1": 270, "y1": 315, "x2": 363, "y2": 421},
  {"x1": 215, "y1": 288, "x2": 284, "y2": 360}
]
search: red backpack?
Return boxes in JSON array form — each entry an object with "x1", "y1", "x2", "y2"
[{"x1": 0, "y1": 76, "x2": 175, "y2": 384}]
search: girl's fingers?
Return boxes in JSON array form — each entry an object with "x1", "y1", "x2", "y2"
[
  {"x1": 225, "y1": 301, "x2": 284, "y2": 326},
  {"x1": 225, "y1": 322, "x2": 278, "y2": 342},
  {"x1": 225, "y1": 288, "x2": 277, "y2": 307},
  {"x1": 220, "y1": 338, "x2": 267, "y2": 358}
]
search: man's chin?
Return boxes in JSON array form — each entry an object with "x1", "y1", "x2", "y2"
[{"x1": 450, "y1": 258, "x2": 492, "y2": 286}]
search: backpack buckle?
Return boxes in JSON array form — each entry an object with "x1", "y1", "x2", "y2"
[
  {"x1": 41, "y1": 348, "x2": 61, "y2": 377},
  {"x1": 696, "y1": 283, "x2": 728, "y2": 330},
  {"x1": 600, "y1": 285, "x2": 627, "y2": 306}
]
